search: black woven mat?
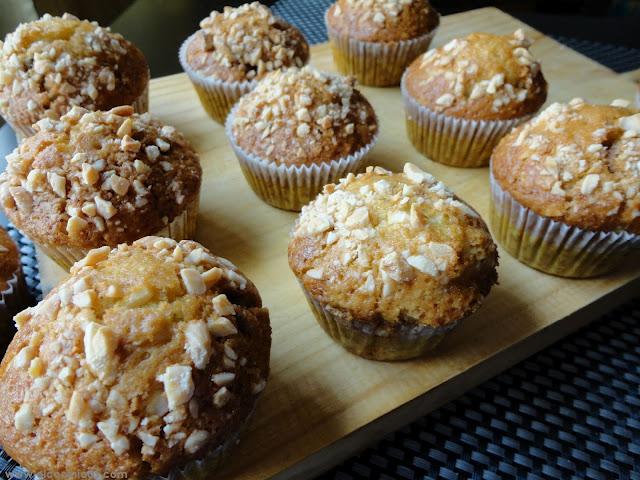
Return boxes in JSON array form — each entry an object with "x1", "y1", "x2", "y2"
[{"x1": 1, "y1": 1, "x2": 639, "y2": 478}]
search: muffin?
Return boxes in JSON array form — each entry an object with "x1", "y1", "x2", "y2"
[
  {"x1": 0, "y1": 105, "x2": 201, "y2": 270},
  {"x1": 402, "y1": 30, "x2": 548, "y2": 167},
  {"x1": 0, "y1": 226, "x2": 30, "y2": 348},
  {"x1": 180, "y1": 2, "x2": 310, "y2": 124},
  {"x1": 0, "y1": 13, "x2": 149, "y2": 140},
  {"x1": 0, "y1": 237, "x2": 270, "y2": 477},
  {"x1": 326, "y1": 0, "x2": 440, "y2": 87},
  {"x1": 491, "y1": 98, "x2": 640, "y2": 277},
  {"x1": 226, "y1": 66, "x2": 379, "y2": 211},
  {"x1": 288, "y1": 163, "x2": 498, "y2": 360}
]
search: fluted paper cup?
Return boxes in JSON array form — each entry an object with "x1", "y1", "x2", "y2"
[
  {"x1": 326, "y1": 12, "x2": 438, "y2": 87},
  {"x1": 37, "y1": 198, "x2": 199, "y2": 271},
  {"x1": 301, "y1": 288, "x2": 457, "y2": 361},
  {"x1": 0, "y1": 269, "x2": 30, "y2": 348},
  {"x1": 226, "y1": 104, "x2": 378, "y2": 211},
  {"x1": 490, "y1": 169, "x2": 640, "y2": 277},
  {"x1": 402, "y1": 73, "x2": 533, "y2": 167},
  {"x1": 179, "y1": 34, "x2": 256, "y2": 125}
]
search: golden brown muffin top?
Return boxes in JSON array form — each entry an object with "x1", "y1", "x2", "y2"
[
  {"x1": 0, "y1": 106, "x2": 202, "y2": 251},
  {"x1": 492, "y1": 98, "x2": 640, "y2": 233},
  {"x1": 0, "y1": 227, "x2": 20, "y2": 292},
  {"x1": 0, "y1": 238, "x2": 270, "y2": 476},
  {"x1": 289, "y1": 164, "x2": 498, "y2": 331},
  {"x1": 403, "y1": 30, "x2": 547, "y2": 120},
  {"x1": 0, "y1": 13, "x2": 149, "y2": 129},
  {"x1": 184, "y1": 2, "x2": 309, "y2": 83},
  {"x1": 230, "y1": 66, "x2": 378, "y2": 166},
  {"x1": 326, "y1": 0, "x2": 439, "y2": 42}
]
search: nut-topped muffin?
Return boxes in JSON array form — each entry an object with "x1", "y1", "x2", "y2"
[
  {"x1": 227, "y1": 66, "x2": 378, "y2": 211},
  {"x1": 326, "y1": 0, "x2": 440, "y2": 86},
  {"x1": 180, "y1": 2, "x2": 310, "y2": 124},
  {"x1": 0, "y1": 226, "x2": 30, "y2": 346},
  {"x1": 0, "y1": 13, "x2": 149, "y2": 139},
  {"x1": 491, "y1": 98, "x2": 640, "y2": 277},
  {"x1": 288, "y1": 164, "x2": 498, "y2": 360},
  {"x1": 0, "y1": 105, "x2": 201, "y2": 270},
  {"x1": 402, "y1": 30, "x2": 548, "y2": 167},
  {"x1": 0, "y1": 237, "x2": 270, "y2": 477}
]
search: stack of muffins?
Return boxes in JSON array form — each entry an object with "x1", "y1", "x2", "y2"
[{"x1": 0, "y1": 1, "x2": 637, "y2": 478}]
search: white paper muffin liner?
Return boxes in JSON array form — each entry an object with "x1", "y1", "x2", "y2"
[
  {"x1": 37, "y1": 198, "x2": 199, "y2": 271},
  {"x1": 490, "y1": 169, "x2": 640, "y2": 278},
  {"x1": 0, "y1": 269, "x2": 30, "y2": 346},
  {"x1": 4, "y1": 80, "x2": 150, "y2": 142},
  {"x1": 225, "y1": 104, "x2": 378, "y2": 211},
  {"x1": 179, "y1": 33, "x2": 256, "y2": 125},
  {"x1": 326, "y1": 12, "x2": 439, "y2": 87},
  {"x1": 301, "y1": 287, "x2": 458, "y2": 361},
  {"x1": 401, "y1": 73, "x2": 533, "y2": 167}
]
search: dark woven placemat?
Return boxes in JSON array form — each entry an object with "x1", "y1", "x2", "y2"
[{"x1": 0, "y1": 2, "x2": 639, "y2": 478}]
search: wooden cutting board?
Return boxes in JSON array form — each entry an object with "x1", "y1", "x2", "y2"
[{"x1": 36, "y1": 7, "x2": 640, "y2": 480}]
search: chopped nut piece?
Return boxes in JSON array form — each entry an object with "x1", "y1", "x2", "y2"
[
  {"x1": 66, "y1": 215, "x2": 88, "y2": 238},
  {"x1": 137, "y1": 431, "x2": 159, "y2": 447},
  {"x1": 13, "y1": 309, "x2": 32, "y2": 330},
  {"x1": 213, "y1": 386, "x2": 232, "y2": 408},
  {"x1": 185, "y1": 321, "x2": 212, "y2": 369},
  {"x1": 125, "y1": 285, "x2": 154, "y2": 307},
  {"x1": 252, "y1": 378, "x2": 267, "y2": 394},
  {"x1": 306, "y1": 268, "x2": 323, "y2": 279},
  {"x1": 109, "y1": 105, "x2": 134, "y2": 116},
  {"x1": 156, "y1": 138, "x2": 170, "y2": 152},
  {"x1": 207, "y1": 316, "x2": 238, "y2": 337},
  {"x1": 157, "y1": 365, "x2": 194, "y2": 410},
  {"x1": 610, "y1": 99, "x2": 630, "y2": 108},
  {"x1": 105, "y1": 284, "x2": 122, "y2": 298},
  {"x1": 14, "y1": 403, "x2": 34, "y2": 432},
  {"x1": 109, "y1": 175, "x2": 130, "y2": 196},
  {"x1": 181, "y1": 268, "x2": 206, "y2": 295},
  {"x1": 202, "y1": 267, "x2": 223, "y2": 287},
  {"x1": 121, "y1": 135, "x2": 141, "y2": 152},
  {"x1": 12, "y1": 346, "x2": 34, "y2": 369},
  {"x1": 84, "y1": 321, "x2": 118, "y2": 380},
  {"x1": 76, "y1": 246, "x2": 110, "y2": 268},
  {"x1": 76, "y1": 432, "x2": 99, "y2": 449},
  {"x1": 67, "y1": 390, "x2": 91, "y2": 424},
  {"x1": 47, "y1": 172, "x2": 66, "y2": 198},
  {"x1": 211, "y1": 372, "x2": 236, "y2": 386},
  {"x1": 28, "y1": 357, "x2": 45, "y2": 378},
  {"x1": 407, "y1": 255, "x2": 438, "y2": 276},
  {"x1": 25, "y1": 169, "x2": 46, "y2": 192},
  {"x1": 117, "y1": 118, "x2": 133, "y2": 138},
  {"x1": 94, "y1": 196, "x2": 117, "y2": 220},
  {"x1": 145, "y1": 145, "x2": 161, "y2": 161},
  {"x1": 97, "y1": 418, "x2": 130, "y2": 455},
  {"x1": 10, "y1": 187, "x2": 32, "y2": 214},
  {"x1": 134, "y1": 159, "x2": 151, "y2": 173},
  {"x1": 81, "y1": 202, "x2": 97, "y2": 216},
  {"x1": 72, "y1": 289, "x2": 96, "y2": 308},
  {"x1": 403, "y1": 163, "x2": 435, "y2": 185},
  {"x1": 184, "y1": 430, "x2": 210, "y2": 454},
  {"x1": 618, "y1": 114, "x2": 640, "y2": 133},
  {"x1": 580, "y1": 174, "x2": 600, "y2": 195},
  {"x1": 212, "y1": 294, "x2": 235, "y2": 316}
]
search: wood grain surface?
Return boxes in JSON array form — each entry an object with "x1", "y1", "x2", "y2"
[{"x1": 37, "y1": 8, "x2": 640, "y2": 480}]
